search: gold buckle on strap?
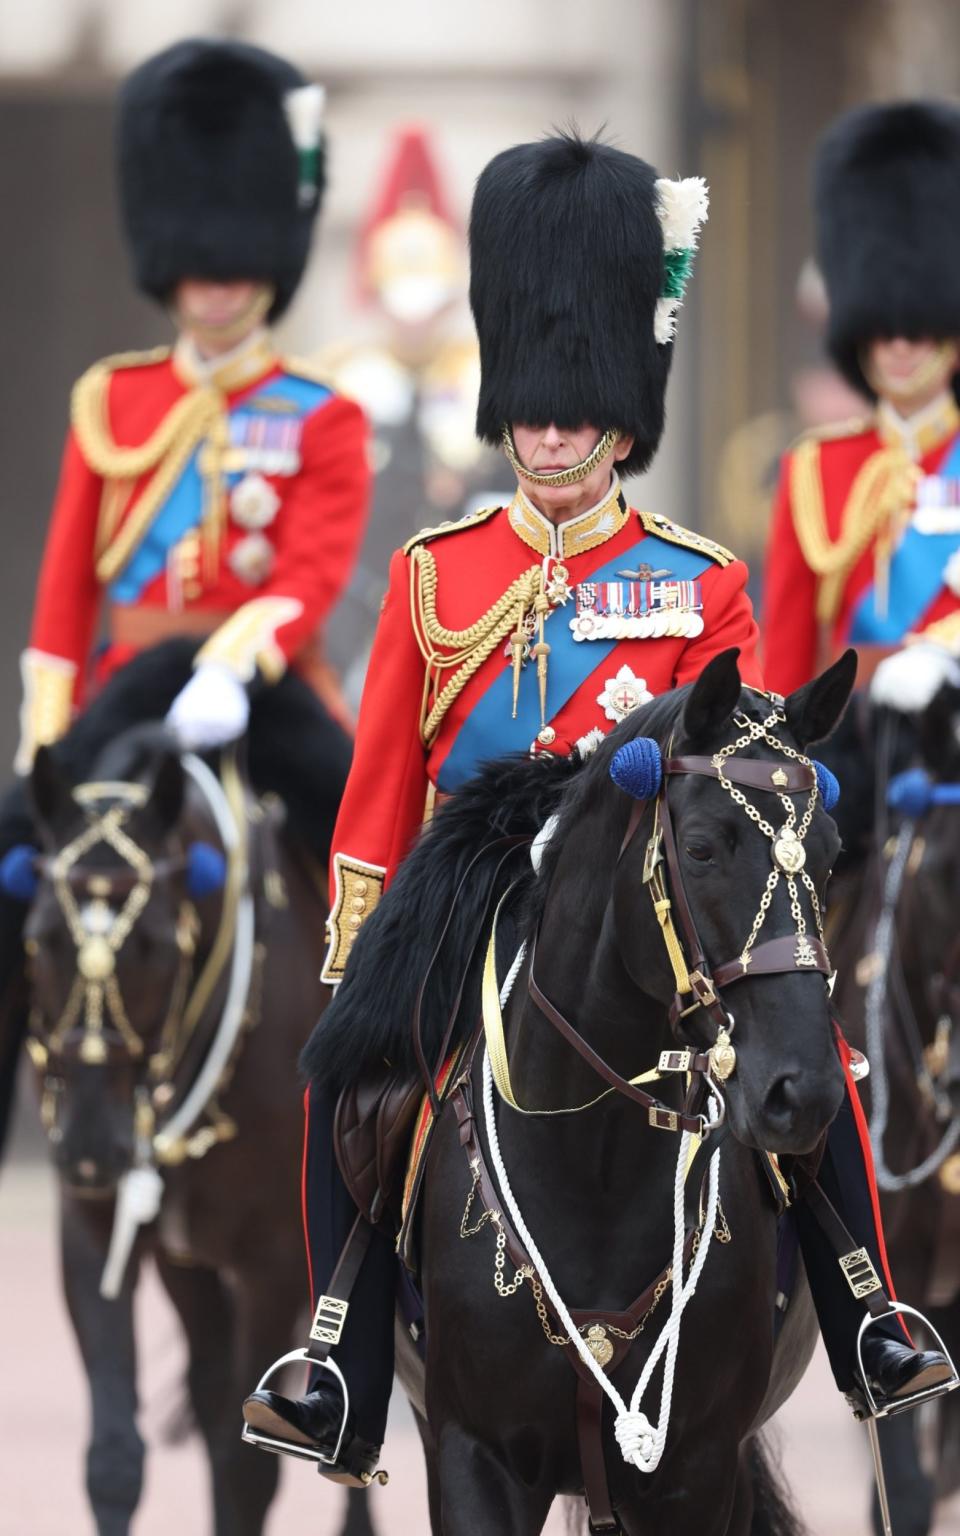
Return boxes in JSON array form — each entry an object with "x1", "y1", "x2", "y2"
[
  {"x1": 309, "y1": 1294, "x2": 349, "y2": 1348},
  {"x1": 648, "y1": 1106, "x2": 679, "y2": 1132},
  {"x1": 839, "y1": 1248, "x2": 883, "y2": 1300}
]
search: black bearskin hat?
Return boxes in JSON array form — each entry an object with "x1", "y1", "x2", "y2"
[
  {"x1": 117, "y1": 39, "x2": 326, "y2": 320},
  {"x1": 815, "y1": 101, "x2": 960, "y2": 396},
  {"x1": 469, "y1": 133, "x2": 705, "y2": 478}
]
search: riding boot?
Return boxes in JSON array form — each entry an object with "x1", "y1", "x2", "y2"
[
  {"x1": 794, "y1": 1033, "x2": 950, "y2": 1406},
  {"x1": 243, "y1": 1077, "x2": 396, "y2": 1462}
]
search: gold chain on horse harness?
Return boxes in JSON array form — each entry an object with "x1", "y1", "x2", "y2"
[
  {"x1": 459, "y1": 1159, "x2": 731, "y2": 1350},
  {"x1": 713, "y1": 708, "x2": 825, "y2": 972},
  {"x1": 29, "y1": 753, "x2": 260, "y2": 1165}
]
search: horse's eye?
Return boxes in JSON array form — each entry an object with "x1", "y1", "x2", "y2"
[{"x1": 684, "y1": 842, "x2": 712, "y2": 863}]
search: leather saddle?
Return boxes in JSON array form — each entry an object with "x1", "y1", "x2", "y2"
[{"x1": 333, "y1": 1065, "x2": 424, "y2": 1231}]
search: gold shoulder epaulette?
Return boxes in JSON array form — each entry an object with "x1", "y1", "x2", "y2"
[
  {"x1": 787, "y1": 414, "x2": 875, "y2": 455},
  {"x1": 638, "y1": 510, "x2": 735, "y2": 568},
  {"x1": 282, "y1": 354, "x2": 337, "y2": 389},
  {"x1": 403, "y1": 504, "x2": 501, "y2": 555},
  {"x1": 72, "y1": 346, "x2": 171, "y2": 406}
]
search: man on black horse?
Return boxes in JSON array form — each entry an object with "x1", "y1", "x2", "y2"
[
  {"x1": 243, "y1": 131, "x2": 952, "y2": 1491},
  {"x1": 0, "y1": 40, "x2": 370, "y2": 1154},
  {"x1": 763, "y1": 101, "x2": 960, "y2": 851}
]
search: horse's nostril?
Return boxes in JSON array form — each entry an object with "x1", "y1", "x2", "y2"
[{"x1": 765, "y1": 1074, "x2": 803, "y2": 1123}]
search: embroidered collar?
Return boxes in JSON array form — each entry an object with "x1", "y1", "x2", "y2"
[
  {"x1": 877, "y1": 392, "x2": 960, "y2": 461},
  {"x1": 507, "y1": 477, "x2": 630, "y2": 559},
  {"x1": 173, "y1": 327, "x2": 279, "y2": 397}
]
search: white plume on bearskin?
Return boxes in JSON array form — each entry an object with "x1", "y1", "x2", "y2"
[{"x1": 653, "y1": 176, "x2": 709, "y2": 345}]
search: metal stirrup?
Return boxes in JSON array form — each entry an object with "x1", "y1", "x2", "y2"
[
  {"x1": 855, "y1": 1306, "x2": 960, "y2": 1536},
  {"x1": 241, "y1": 1349, "x2": 351, "y2": 1469}
]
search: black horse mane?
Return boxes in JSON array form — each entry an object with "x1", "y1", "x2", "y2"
[
  {"x1": 301, "y1": 685, "x2": 701, "y2": 1093},
  {"x1": 300, "y1": 750, "x2": 582, "y2": 1090}
]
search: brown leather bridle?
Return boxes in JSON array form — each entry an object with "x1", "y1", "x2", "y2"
[{"x1": 523, "y1": 714, "x2": 834, "y2": 1134}]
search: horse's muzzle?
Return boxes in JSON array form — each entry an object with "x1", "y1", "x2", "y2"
[{"x1": 737, "y1": 1062, "x2": 844, "y2": 1155}]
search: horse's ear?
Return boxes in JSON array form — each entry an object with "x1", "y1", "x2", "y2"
[
  {"x1": 783, "y1": 649, "x2": 857, "y2": 749},
  {"x1": 918, "y1": 682, "x2": 960, "y2": 777},
  {"x1": 30, "y1": 746, "x2": 73, "y2": 830},
  {"x1": 682, "y1": 649, "x2": 742, "y2": 743},
  {"x1": 145, "y1": 752, "x2": 185, "y2": 830}
]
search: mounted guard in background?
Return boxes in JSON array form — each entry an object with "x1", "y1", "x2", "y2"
[
  {"x1": 762, "y1": 101, "x2": 960, "y2": 1536},
  {"x1": 243, "y1": 130, "x2": 954, "y2": 1532},
  {"x1": 0, "y1": 37, "x2": 371, "y2": 1157}
]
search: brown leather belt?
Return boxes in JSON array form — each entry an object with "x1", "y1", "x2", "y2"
[{"x1": 110, "y1": 605, "x2": 231, "y2": 648}]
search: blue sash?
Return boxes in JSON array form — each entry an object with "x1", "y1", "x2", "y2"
[
  {"x1": 109, "y1": 373, "x2": 331, "y2": 605},
  {"x1": 436, "y1": 532, "x2": 712, "y2": 792},
  {"x1": 849, "y1": 433, "x2": 960, "y2": 644}
]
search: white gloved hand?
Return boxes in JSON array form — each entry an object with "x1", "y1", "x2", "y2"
[
  {"x1": 870, "y1": 643, "x2": 960, "y2": 714},
  {"x1": 166, "y1": 664, "x2": 250, "y2": 751}
]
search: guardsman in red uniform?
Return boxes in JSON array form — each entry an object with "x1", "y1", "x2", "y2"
[
  {"x1": 243, "y1": 132, "x2": 950, "y2": 1488},
  {"x1": 763, "y1": 102, "x2": 960, "y2": 711},
  {"x1": 0, "y1": 40, "x2": 369, "y2": 1154}
]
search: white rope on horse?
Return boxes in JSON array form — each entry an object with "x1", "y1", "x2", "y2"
[
  {"x1": 865, "y1": 823, "x2": 960, "y2": 1193},
  {"x1": 100, "y1": 753, "x2": 255, "y2": 1299},
  {"x1": 481, "y1": 952, "x2": 722, "y2": 1475}
]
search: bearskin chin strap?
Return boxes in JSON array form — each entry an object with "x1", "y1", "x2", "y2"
[{"x1": 501, "y1": 425, "x2": 619, "y2": 487}]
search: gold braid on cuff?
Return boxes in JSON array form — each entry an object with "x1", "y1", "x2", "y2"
[{"x1": 501, "y1": 426, "x2": 619, "y2": 487}]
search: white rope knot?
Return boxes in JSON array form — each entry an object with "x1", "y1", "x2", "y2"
[{"x1": 615, "y1": 1411, "x2": 657, "y2": 1470}]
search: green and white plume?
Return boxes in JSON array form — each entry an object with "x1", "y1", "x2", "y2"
[
  {"x1": 284, "y1": 84, "x2": 326, "y2": 207},
  {"x1": 653, "y1": 176, "x2": 709, "y2": 344}
]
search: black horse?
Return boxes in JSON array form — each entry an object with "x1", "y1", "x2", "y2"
[
  {"x1": 831, "y1": 683, "x2": 960, "y2": 1536},
  {"x1": 312, "y1": 648, "x2": 856, "y2": 1534},
  {"x1": 10, "y1": 649, "x2": 374, "y2": 1536}
]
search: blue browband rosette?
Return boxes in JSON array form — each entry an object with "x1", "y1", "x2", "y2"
[
  {"x1": 610, "y1": 738, "x2": 663, "y2": 800},
  {"x1": 812, "y1": 761, "x2": 840, "y2": 812},
  {"x1": 186, "y1": 843, "x2": 228, "y2": 899},
  {"x1": 0, "y1": 844, "x2": 39, "y2": 901}
]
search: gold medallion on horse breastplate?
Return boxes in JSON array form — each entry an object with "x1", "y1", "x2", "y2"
[
  {"x1": 585, "y1": 1324, "x2": 614, "y2": 1367},
  {"x1": 78, "y1": 936, "x2": 115, "y2": 981},
  {"x1": 772, "y1": 829, "x2": 806, "y2": 874}
]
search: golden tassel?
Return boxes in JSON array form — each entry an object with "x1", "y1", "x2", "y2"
[
  {"x1": 511, "y1": 599, "x2": 528, "y2": 719},
  {"x1": 200, "y1": 412, "x2": 231, "y2": 583},
  {"x1": 532, "y1": 580, "x2": 552, "y2": 732}
]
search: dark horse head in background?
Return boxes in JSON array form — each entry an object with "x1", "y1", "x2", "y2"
[{"x1": 22, "y1": 727, "x2": 225, "y2": 1193}]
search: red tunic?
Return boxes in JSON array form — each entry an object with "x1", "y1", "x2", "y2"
[
  {"x1": 19, "y1": 335, "x2": 370, "y2": 768},
  {"x1": 322, "y1": 481, "x2": 760, "y2": 981},
  {"x1": 762, "y1": 407, "x2": 960, "y2": 695}
]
